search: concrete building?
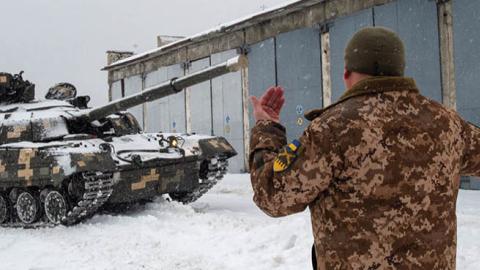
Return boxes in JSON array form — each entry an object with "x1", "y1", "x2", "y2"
[{"x1": 103, "y1": 0, "x2": 479, "y2": 189}]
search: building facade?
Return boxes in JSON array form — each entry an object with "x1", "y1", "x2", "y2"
[{"x1": 103, "y1": 0, "x2": 480, "y2": 189}]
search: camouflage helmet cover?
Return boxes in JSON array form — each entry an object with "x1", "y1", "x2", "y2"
[{"x1": 46, "y1": 82, "x2": 77, "y2": 100}]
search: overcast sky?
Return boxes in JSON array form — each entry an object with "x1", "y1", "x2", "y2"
[{"x1": 0, "y1": 0, "x2": 287, "y2": 106}]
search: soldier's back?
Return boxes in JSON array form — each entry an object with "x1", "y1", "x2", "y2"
[{"x1": 311, "y1": 79, "x2": 462, "y2": 269}]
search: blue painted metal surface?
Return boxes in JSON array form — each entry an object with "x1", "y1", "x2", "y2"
[
  {"x1": 247, "y1": 38, "x2": 276, "y2": 130},
  {"x1": 453, "y1": 0, "x2": 480, "y2": 190},
  {"x1": 453, "y1": 0, "x2": 480, "y2": 125},
  {"x1": 123, "y1": 75, "x2": 144, "y2": 128},
  {"x1": 374, "y1": 0, "x2": 442, "y2": 102},
  {"x1": 276, "y1": 28, "x2": 323, "y2": 141},
  {"x1": 145, "y1": 67, "x2": 169, "y2": 133},
  {"x1": 212, "y1": 50, "x2": 245, "y2": 172},
  {"x1": 144, "y1": 64, "x2": 185, "y2": 133},
  {"x1": 166, "y1": 65, "x2": 187, "y2": 133},
  {"x1": 329, "y1": 9, "x2": 373, "y2": 102},
  {"x1": 111, "y1": 80, "x2": 122, "y2": 101},
  {"x1": 188, "y1": 58, "x2": 212, "y2": 135}
]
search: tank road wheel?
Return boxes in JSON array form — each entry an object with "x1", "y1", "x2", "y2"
[
  {"x1": 16, "y1": 191, "x2": 40, "y2": 224},
  {"x1": 0, "y1": 194, "x2": 9, "y2": 224},
  {"x1": 43, "y1": 190, "x2": 67, "y2": 224}
]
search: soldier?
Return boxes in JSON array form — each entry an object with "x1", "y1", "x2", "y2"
[{"x1": 249, "y1": 26, "x2": 480, "y2": 269}]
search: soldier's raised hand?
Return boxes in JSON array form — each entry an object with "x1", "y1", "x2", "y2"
[{"x1": 250, "y1": 86, "x2": 285, "y2": 123}]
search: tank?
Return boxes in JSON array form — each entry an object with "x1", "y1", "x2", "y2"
[{"x1": 0, "y1": 55, "x2": 247, "y2": 227}]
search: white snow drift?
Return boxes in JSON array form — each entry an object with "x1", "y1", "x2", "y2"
[{"x1": 0, "y1": 174, "x2": 478, "y2": 270}]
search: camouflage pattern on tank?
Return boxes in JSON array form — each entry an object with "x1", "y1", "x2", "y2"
[
  {"x1": 105, "y1": 135, "x2": 236, "y2": 205},
  {"x1": 0, "y1": 143, "x2": 115, "y2": 189},
  {"x1": 249, "y1": 77, "x2": 480, "y2": 269}
]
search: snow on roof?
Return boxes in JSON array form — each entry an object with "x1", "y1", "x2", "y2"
[
  {"x1": 104, "y1": 0, "x2": 314, "y2": 70},
  {"x1": 158, "y1": 35, "x2": 185, "y2": 42}
]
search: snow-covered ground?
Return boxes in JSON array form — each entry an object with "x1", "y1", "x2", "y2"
[{"x1": 0, "y1": 174, "x2": 479, "y2": 270}]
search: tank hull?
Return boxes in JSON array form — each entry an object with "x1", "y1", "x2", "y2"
[
  {"x1": 104, "y1": 133, "x2": 237, "y2": 205},
  {"x1": 106, "y1": 156, "x2": 199, "y2": 204}
]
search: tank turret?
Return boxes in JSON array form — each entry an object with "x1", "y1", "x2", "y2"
[{"x1": 0, "y1": 71, "x2": 35, "y2": 104}]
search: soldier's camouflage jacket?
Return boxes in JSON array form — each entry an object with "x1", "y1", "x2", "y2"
[{"x1": 249, "y1": 77, "x2": 480, "y2": 269}]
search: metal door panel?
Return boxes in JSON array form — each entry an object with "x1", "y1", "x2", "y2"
[
  {"x1": 188, "y1": 58, "x2": 212, "y2": 135},
  {"x1": 212, "y1": 50, "x2": 244, "y2": 172},
  {"x1": 329, "y1": 9, "x2": 373, "y2": 102},
  {"x1": 111, "y1": 80, "x2": 122, "y2": 101},
  {"x1": 144, "y1": 65, "x2": 186, "y2": 133},
  {"x1": 276, "y1": 28, "x2": 323, "y2": 141},
  {"x1": 145, "y1": 68, "x2": 169, "y2": 133},
  {"x1": 452, "y1": 0, "x2": 480, "y2": 189},
  {"x1": 166, "y1": 64, "x2": 186, "y2": 133},
  {"x1": 247, "y1": 38, "x2": 276, "y2": 129},
  {"x1": 453, "y1": 0, "x2": 480, "y2": 124},
  {"x1": 374, "y1": 0, "x2": 442, "y2": 102},
  {"x1": 123, "y1": 75, "x2": 143, "y2": 128}
]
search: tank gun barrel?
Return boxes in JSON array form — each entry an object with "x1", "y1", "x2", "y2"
[{"x1": 86, "y1": 55, "x2": 248, "y2": 121}]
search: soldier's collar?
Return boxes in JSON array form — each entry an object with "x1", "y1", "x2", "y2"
[{"x1": 304, "y1": 77, "x2": 419, "y2": 121}]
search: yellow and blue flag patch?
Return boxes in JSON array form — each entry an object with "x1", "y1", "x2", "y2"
[{"x1": 273, "y1": 139, "x2": 301, "y2": 172}]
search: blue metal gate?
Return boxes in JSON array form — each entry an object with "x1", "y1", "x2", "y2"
[
  {"x1": 248, "y1": 38, "x2": 276, "y2": 131},
  {"x1": 188, "y1": 58, "x2": 212, "y2": 135},
  {"x1": 123, "y1": 75, "x2": 144, "y2": 128},
  {"x1": 329, "y1": 1, "x2": 442, "y2": 103},
  {"x1": 276, "y1": 28, "x2": 323, "y2": 141},
  {"x1": 329, "y1": 9, "x2": 373, "y2": 102},
  {"x1": 374, "y1": 0, "x2": 442, "y2": 102},
  {"x1": 111, "y1": 80, "x2": 122, "y2": 101},
  {"x1": 212, "y1": 50, "x2": 245, "y2": 172},
  {"x1": 144, "y1": 64, "x2": 185, "y2": 133},
  {"x1": 453, "y1": 0, "x2": 480, "y2": 189}
]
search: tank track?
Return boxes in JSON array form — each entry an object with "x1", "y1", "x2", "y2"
[
  {"x1": 170, "y1": 155, "x2": 228, "y2": 204},
  {"x1": 0, "y1": 171, "x2": 114, "y2": 228},
  {"x1": 62, "y1": 172, "x2": 114, "y2": 226}
]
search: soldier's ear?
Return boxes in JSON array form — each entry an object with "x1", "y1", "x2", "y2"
[{"x1": 343, "y1": 68, "x2": 352, "y2": 80}]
